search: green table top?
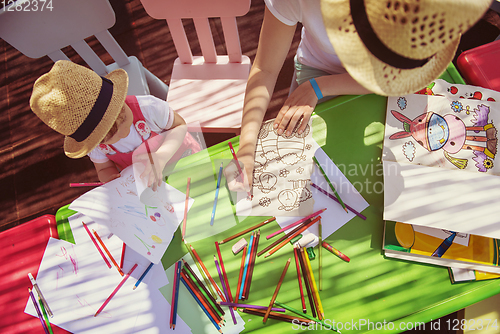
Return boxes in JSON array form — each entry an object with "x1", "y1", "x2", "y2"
[{"x1": 56, "y1": 64, "x2": 500, "y2": 334}]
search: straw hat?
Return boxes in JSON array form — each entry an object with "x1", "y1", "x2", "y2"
[
  {"x1": 30, "y1": 60, "x2": 128, "y2": 158},
  {"x1": 321, "y1": 0, "x2": 492, "y2": 96}
]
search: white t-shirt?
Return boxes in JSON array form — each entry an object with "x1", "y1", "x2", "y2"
[
  {"x1": 264, "y1": 0, "x2": 346, "y2": 75},
  {"x1": 88, "y1": 95, "x2": 175, "y2": 164}
]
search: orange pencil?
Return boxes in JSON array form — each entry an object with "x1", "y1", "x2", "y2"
[
  {"x1": 82, "y1": 222, "x2": 111, "y2": 268},
  {"x1": 182, "y1": 178, "x2": 191, "y2": 240},
  {"x1": 263, "y1": 258, "x2": 291, "y2": 323},
  {"x1": 235, "y1": 246, "x2": 247, "y2": 306},
  {"x1": 293, "y1": 245, "x2": 306, "y2": 313},
  {"x1": 257, "y1": 219, "x2": 312, "y2": 257},
  {"x1": 93, "y1": 229, "x2": 124, "y2": 276},
  {"x1": 219, "y1": 217, "x2": 276, "y2": 245},
  {"x1": 297, "y1": 245, "x2": 317, "y2": 318},
  {"x1": 264, "y1": 216, "x2": 321, "y2": 258},
  {"x1": 190, "y1": 245, "x2": 226, "y2": 302}
]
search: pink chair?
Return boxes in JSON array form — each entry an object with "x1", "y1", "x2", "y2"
[{"x1": 139, "y1": 0, "x2": 252, "y2": 134}]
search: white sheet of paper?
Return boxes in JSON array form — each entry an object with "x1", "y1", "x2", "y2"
[
  {"x1": 412, "y1": 224, "x2": 470, "y2": 246},
  {"x1": 69, "y1": 166, "x2": 193, "y2": 263}
]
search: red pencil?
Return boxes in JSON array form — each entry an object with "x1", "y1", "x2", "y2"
[
  {"x1": 293, "y1": 245, "x2": 306, "y2": 313},
  {"x1": 82, "y1": 222, "x2": 111, "y2": 268},
  {"x1": 95, "y1": 264, "x2": 137, "y2": 317},
  {"x1": 190, "y1": 245, "x2": 226, "y2": 302},
  {"x1": 215, "y1": 241, "x2": 233, "y2": 303},
  {"x1": 120, "y1": 243, "x2": 126, "y2": 269},
  {"x1": 69, "y1": 182, "x2": 104, "y2": 187},
  {"x1": 93, "y1": 229, "x2": 124, "y2": 276},
  {"x1": 228, "y1": 141, "x2": 252, "y2": 199},
  {"x1": 243, "y1": 229, "x2": 259, "y2": 299},
  {"x1": 235, "y1": 246, "x2": 247, "y2": 306}
]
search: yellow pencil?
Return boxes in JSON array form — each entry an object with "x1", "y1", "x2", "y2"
[{"x1": 303, "y1": 246, "x2": 324, "y2": 319}]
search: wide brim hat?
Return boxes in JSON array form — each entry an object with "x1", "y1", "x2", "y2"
[
  {"x1": 30, "y1": 60, "x2": 128, "y2": 158},
  {"x1": 321, "y1": 0, "x2": 492, "y2": 96}
]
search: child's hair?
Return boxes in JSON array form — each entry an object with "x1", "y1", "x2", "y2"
[{"x1": 101, "y1": 106, "x2": 127, "y2": 143}]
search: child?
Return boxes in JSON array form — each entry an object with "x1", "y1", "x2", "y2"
[{"x1": 30, "y1": 60, "x2": 200, "y2": 187}]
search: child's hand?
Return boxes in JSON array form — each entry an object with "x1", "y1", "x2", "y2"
[{"x1": 224, "y1": 157, "x2": 252, "y2": 194}]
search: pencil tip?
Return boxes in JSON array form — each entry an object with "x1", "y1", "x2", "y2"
[
  {"x1": 344, "y1": 208, "x2": 348, "y2": 213},
  {"x1": 133, "y1": 286, "x2": 137, "y2": 290}
]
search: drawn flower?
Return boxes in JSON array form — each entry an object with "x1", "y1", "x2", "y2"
[
  {"x1": 450, "y1": 101, "x2": 463, "y2": 113},
  {"x1": 259, "y1": 197, "x2": 271, "y2": 207},
  {"x1": 279, "y1": 169, "x2": 290, "y2": 178},
  {"x1": 296, "y1": 167, "x2": 304, "y2": 174},
  {"x1": 135, "y1": 120, "x2": 151, "y2": 137},
  {"x1": 483, "y1": 158, "x2": 494, "y2": 170},
  {"x1": 472, "y1": 151, "x2": 493, "y2": 172},
  {"x1": 397, "y1": 97, "x2": 407, "y2": 110},
  {"x1": 305, "y1": 144, "x2": 312, "y2": 150}
]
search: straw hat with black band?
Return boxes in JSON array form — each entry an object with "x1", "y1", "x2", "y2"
[
  {"x1": 321, "y1": 0, "x2": 492, "y2": 96},
  {"x1": 30, "y1": 60, "x2": 129, "y2": 158}
]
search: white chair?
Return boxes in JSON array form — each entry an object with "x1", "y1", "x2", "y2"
[
  {"x1": 0, "y1": 0, "x2": 168, "y2": 99},
  {"x1": 139, "y1": 0, "x2": 252, "y2": 134}
]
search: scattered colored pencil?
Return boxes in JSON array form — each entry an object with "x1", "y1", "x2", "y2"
[
  {"x1": 312, "y1": 156, "x2": 348, "y2": 213},
  {"x1": 28, "y1": 273, "x2": 53, "y2": 317},
  {"x1": 190, "y1": 245, "x2": 225, "y2": 301},
  {"x1": 263, "y1": 258, "x2": 291, "y2": 323},
  {"x1": 257, "y1": 218, "x2": 313, "y2": 257},
  {"x1": 228, "y1": 141, "x2": 252, "y2": 199},
  {"x1": 28, "y1": 288, "x2": 50, "y2": 334},
  {"x1": 241, "y1": 307, "x2": 315, "y2": 324},
  {"x1": 319, "y1": 219, "x2": 323, "y2": 291},
  {"x1": 82, "y1": 222, "x2": 111, "y2": 268},
  {"x1": 264, "y1": 216, "x2": 321, "y2": 258},
  {"x1": 182, "y1": 177, "x2": 191, "y2": 240},
  {"x1": 133, "y1": 262, "x2": 154, "y2": 290},
  {"x1": 275, "y1": 301, "x2": 339, "y2": 332},
  {"x1": 243, "y1": 229, "x2": 259, "y2": 299},
  {"x1": 310, "y1": 182, "x2": 366, "y2": 220},
  {"x1": 184, "y1": 242, "x2": 216, "y2": 299},
  {"x1": 235, "y1": 246, "x2": 247, "y2": 306},
  {"x1": 95, "y1": 264, "x2": 138, "y2": 317},
  {"x1": 120, "y1": 243, "x2": 126, "y2": 269},
  {"x1": 144, "y1": 139, "x2": 159, "y2": 185},
  {"x1": 220, "y1": 302, "x2": 285, "y2": 312},
  {"x1": 322, "y1": 241, "x2": 350, "y2": 262},
  {"x1": 180, "y1": 276, "x2": 223, "y2": 333},
  {"x1": 215, "y1": 242, "x2": 233, "y2": 304},
  {"x1": 170, "y1": 261, "x2": 179, "y2": 329},
  {"x1": 215, "y1": 256, "x2": 237, "y2": 324},
  {"x1": 293, "y1": 246, "x2": 306, "y2": 313},
  {"x1": 300, "y1": 247, "x2": 320, "y2": 319},
  {"x1": 297, "y1": 245, "x2": 317, "y2": 318},
  {"x1": 266, "y1": 208, "x2": 326, "y2": 240},
  {"x1": 219, "y1": 216, "x2": 276, "y2": 244},
  {"x1": 93, "y1": 229, "x2": 124, "y2": 276},
  {"x1": 172, "y1": 261, "x2": 181, "y2": 329},
  {"x1": 69, "y1": 182, "x2": 104, "y2": 187},
  {"x1": 303, "y1": 246, "x2": 324, "y2": 319},
  {"x1": 432, "y1": 231, "x2": 457, "y2": 257},
  {"x1": 211, "y1": 162, "x2": 223, "y2": 226},
  {"x1": 239, "y1": 233, "x2": 254, "y2": 300},
  {"x1": 38, "y1": 297, "x2": 54, "y2": 334}
]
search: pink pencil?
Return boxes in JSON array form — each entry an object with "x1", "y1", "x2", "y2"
[
  {"x1": 95, "y1": 264, "x2": 138, "y2": 317},
  {"x1": 120, "y1": 243, "x2": 126, "y2": 269},
  {"x1": 182, "y1": 178, "x2": 191, "y2": 240},
  {"x1": 228, "y1": 142, "x2": 252, "y2": 199},
  {"x1": 266, "y1": 208, "x2": 326, "y2": 240},
  {"x1": 82, "y1": 222, "x2": 111, "y2": 268},
  {"x1": 70, "y1": 182, "x2": 104, "y2": 187}
]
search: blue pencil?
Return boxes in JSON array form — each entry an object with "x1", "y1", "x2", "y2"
[
  {"x1": 431, "y1": 232, "x2": 457, "y2": 257},
  {"x1": 172, "y1": 260, "x2": 182, "y2": 329},
  {"x1": 180, "y1": 276, "x2": 222, "y2": 333},
  {"x1": 239, "y1": 232, "x2": 254, "y2": 299},
  {"x1": 211, "y1": 162, "x2": 224, "y2": 226},
  {"x1": 133, "y1": 262, "x2": 154, "y2": 290}
]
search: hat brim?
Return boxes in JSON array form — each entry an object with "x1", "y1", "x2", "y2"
[
  {"x1": 63, "y1": 68, "x2": 129, "y2": 158},
  {"x1": 321, "y1": 1, "x2": 459, "y2": 96}
]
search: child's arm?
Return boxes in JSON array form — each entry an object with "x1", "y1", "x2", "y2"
[{"x1": 93, "y1": 160, "x2": 121, "y2": 183}]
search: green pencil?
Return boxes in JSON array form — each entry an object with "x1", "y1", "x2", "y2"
[
  {"x1": 319, "y1": 219, "x2": 322, "y2": 291},
  {"x1": 275, "y1": 301, "x2": 339, "y2": 332},
  {"x1": 312, "y1": 156, "x2": 347, "y2": 213},
  {"x1": 39, "y1": 297, "x2": 53, "y2": 334},
  {"x1": 184, "y1": 242, "x2": 217, "y2": 299}
]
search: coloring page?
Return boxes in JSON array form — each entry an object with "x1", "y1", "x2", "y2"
[{"x1": 416, "y1": 78, "x2": 500, "y2": 102}]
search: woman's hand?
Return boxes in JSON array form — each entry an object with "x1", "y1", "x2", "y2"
[{"x1": 273, "y1": 79, "x2": 318, "y2": 136}]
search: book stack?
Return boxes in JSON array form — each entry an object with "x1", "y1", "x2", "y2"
[{"x1": 382, "y1": 79, "x2": 500, "y2": 283}]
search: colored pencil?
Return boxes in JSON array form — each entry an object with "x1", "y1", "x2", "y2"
[
  {"x1": 243, "y1": 229, "x2": 259, "y2": 299},
  {"x1": 303, "y1": 246, "x2": 324, "y2": 319},
  {"x1": 219, "y1": 217, "x2": 276, "y2": 244},
  {"x1": 264, "y1": 216, "x2": 321, "y2": 258},
  {"x1": 215, "y1": 242, "x2": 233, "y2": 304},
  {"x1": 182, "y1": 177, "x2": 191, "y2": 240},
  {"x1": 82, "y1": 222, "x2": 111, "y2": 268},
  {"x1": 300, "y1": 247, "x2": 320, "y2": 319},
  {"x1": 38, "y1": 297, "x2": 53, "y2": 334},
  {"x1": 170, "y1": 261, "x2": 179, "y2": 329},
  {"x1": 144, "y1": 139, "x2": 159, "y2": 185},
  {"x1": 182, "y1": 260, "x2": 225, "y2": 317},
  {"x1": 93, "y1": 229, "x2": 124, "y2": 276},
  {"x1": 28, "y1": 288, "x2": 50, "y2": 334},
  {"x1": 257, "y1": 218, "x2": 313, "y2": 257},
  {"x1": 184, "y1": 242, "x2": 216, "y2": 299},
  {"x1": 293, "y1": 246, "x2": 307, "y2": 313},
  {"x1": 266, "y1": 208, "x2": 326, "y2": 240},
  {"x1": 263, "y1": 258, "x2": 291, "y2": 323},
  {"x1": 275, "y1": 301, "x2": 340, "y2": 332},
  {"x1": 215, "y1": 256, "x2": 237, "y2": 324},
  {"x1": 228, "y1": 141, "x2": 252, "y2": 199},
  {"x1": 235, "y1": 246, "x2": 247, "y2": 306},
  {"x1": 312, "y1": 156, "x2": 347, "y2": 213},
  {"x1": 220, "y1": 302, "x2": 285, "y2": 312},
  {"x1": 69, "y1": 182, "x2": 104, "y2": 187},
  {"x1": 172, "y1": 260, "x2": 182, "y2": 329},
  {"x1": 181, "y1": 270, "x2": 223, "y2": 326},
  {"x1": 211, "y1": 162, "x2": 223, "y2": 226},
  {"x1": 319, "y1": 219, "x2": 323, "y2": 291},
  {"x1": 432, "y1": 232, "x2": 457, "y2": 257},
  {"x1": 239, "y1": 232, "x2": 254, "y2": 300},
  {"x1": 28, "y1": 273, "x2": 53, "y2": 317},
  {"x1": 297, "y1": 245, "x2": 317, "y2": 318},
  {"x1": 180, "y1": 276, "x2": 223, "y2": 333},
  {"x1": 120, "y1": 243, "x2": 126, "y2": 269},
  {"x1": 133, "y1": 262, "x2": 154, "y2": 290},
  {"x1": 241, "y1": 307, "x2": 315, "y2": 324},
  {"x1": 310, "y1": 182, "x2": 366, "y2": 220},
  {"x1": 190, "y1": 245, "x2": 226, "y2": 301},
  {"x1": 95, "y1": 264, "x2": 137, "y2": 317},
  {"x1": 322, "y1": 241, "x2": 350, "y2": 262}
]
